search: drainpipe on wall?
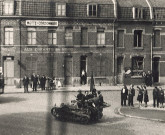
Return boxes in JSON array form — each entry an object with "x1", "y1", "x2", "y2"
[
  {"x1": 112, "y1": 0, "x2": 117, "y2": 85},
  {"x1": 19, "y1": 19, "x2": 22, "y2": 88},
  {"x1": 113, "y1": 19, "x2": 116, "y2": 85},
  {"x1": 146, "y1": 0, "x2": 154, "y2": 80},
  {"x1": 151, "y1": 25, "x2": 153, "y2": 72}
]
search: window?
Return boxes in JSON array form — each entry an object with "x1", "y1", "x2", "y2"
[
  {"x1": 27, "y1": 28, "x2": 36, "y2": 45},
  {"x1": 96, "y1": 58, "x2": 106, "y2": 76},
  {"x1": 5, "y1": 27, "x2": 13, "y2": 45},
  {"x1": 154, "y1": 30, "x2": 161, "y2": 47},
  {"x1": 132, "y1": 57, "x2": 144, "y2": 76},
  {"x1": 133, "y1": 7, "x2": 143, "y2": 19},
  {"x1": 26, "y1": 57, "x2": 37, "y2": 75},
  {"x1": 134, "y1": 30, "x2": 142, "y2": 47},
  {"x1": 65, "y1": 27, "x2": 73, "y2": 45},
  {"x1": 97, "y1": 28, "x2": 105, "y2": 45},
  {"x1": 48, "y1": 30, "x2": 57, "y2": 45},
  {"x1": 81, "y1": 28, "x2": 88, "y2": 45},
  {"x1": 117, "y1": 57, "x2": 123, "y2": 74},
  {"x1": 56, "y1": 3, "x2": 66, "y2": 16},
  {"x1": 87, "y1": 4, "x2": 97, "y2": 17},
  {"x1": 117, "y1": 30, "x2": 124, "y2": 47},
  {"x1": 4, "y1": 1, "x2": 14, "y2": 15},
  {"x1": 47, "y1": 57, "x2": 55, "y2": 77}
]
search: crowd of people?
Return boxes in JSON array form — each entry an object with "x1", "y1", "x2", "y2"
[
  {"x1": 22, "y1": 73, "x2": 62, "y2": 93},
  {"x1": 121, "y1": 84, "x2": 164, "y2": 108}
]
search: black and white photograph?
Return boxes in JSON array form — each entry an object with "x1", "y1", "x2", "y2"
[{"x1": 0, "y1": 0, "x2": 165, "y2": 135}]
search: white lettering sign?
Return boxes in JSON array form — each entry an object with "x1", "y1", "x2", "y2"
[{"x1": 26, "y1": 20, "x2": 58, "y2": 27}]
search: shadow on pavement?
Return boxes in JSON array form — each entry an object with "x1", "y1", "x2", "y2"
[{"x1": 0, "y1": 96, "x2": 26, "y2": 104}]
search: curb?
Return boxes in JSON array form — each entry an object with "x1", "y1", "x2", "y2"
[{"x1": 117, "y1": 107, "x2": 165, "y2": 123}]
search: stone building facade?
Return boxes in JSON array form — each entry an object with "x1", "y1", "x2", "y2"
[{"x1": 0, "y1": 0, "x2": 165, "y2": 86}]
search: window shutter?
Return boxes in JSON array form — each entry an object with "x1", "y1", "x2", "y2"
[
  {"x1": 87, "y1": 4, "x2": 89, "y2": 16},
  {"x1": 132, "y1": 7, "x2": 135, "y2": 19},
  {"x1": 141, "y1": 8, "x2": 144, "y2": 19}
]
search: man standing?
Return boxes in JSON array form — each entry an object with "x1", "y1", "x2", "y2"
[
  {"x1": 146, "y1": 71, "x2": 152, "y2": 86},
  {"x1": 40, "y1": 75, "x2": 46, "y2": 90},
  {"x1": 128, "y1": 84, "x2": 135, "y2": 107},
  {"x1": 121, "y1": 85, "x2": 128, "y2": 106},
  {"x1": 23, "y1": 75, "x2": 29, "y2": 93},
  {"x1": 31, "y1": 73, "x2": 35, "y2": 90},
  {"x1": 159, "y1": 87, "x2": 164, "y2": 108},
  {"x1": 33, "y1": 75, "x2": 38, "y2": 91}
]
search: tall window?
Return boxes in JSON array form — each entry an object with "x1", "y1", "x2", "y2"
[
  {"x1": 5, "y1": 27, "x2": 13, "y2": 45},
  {"x1": 134, "y1": 30, "x2": 142, "y2": 47},
  {"x1": 27, "y1": 28, "x2": 36, "y2": 45},
  {"x1": 56, "y1": 3, "x2": 66, "y2": 16},
  {"x1": 154, "y1": 30, "x2": 161, "y2": 47},
  {"x1": 48, "y1": 30, "x2": 57, "y2": 45},
  {"x1": 133, "y1": 7, "x2": 143, "y2": 19},
  {"x1": 4, "y1": 1, "x2": 14, "y2": 15},
  {"x1": 117, "y1": 57, "x2": 123, "y2": 74},
  {"x1": 87, "y1": 4, "x2": 97, "y2": 17},
  {"x1": 117, "y1": 30, "x2": 124, "y2": 47},
  {"x1": 81, "y1": 28, "x2": 88, "y2": 45},
  {"x1": 65, "y1": 27, "x2": 73, "y2": 45},
  {"x1": 96, "y1": 58, "x2": 106, "y2": 76},
  {"x1": 97, "y1": 28, "x2": 105, "y2": 45},
  {"x1": 132, "y1": 57, "x2": 144, "y2": 76},
  {"x1": 26, "y1": 57, "x2": 37, "y2": 75}
]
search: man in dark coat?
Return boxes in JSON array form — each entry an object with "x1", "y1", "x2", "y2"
[
  {"x1": 98, "y1": 91, "x2": 104, "y2": 106},
  {"x1": 146, "y1": 71, "x2": 152, "y2": 86},
  {"x1": 128, "y1": 84, "x2": 135, "y2": 106},
  {"x1": 33, "y1": 75, "x2": 38, "y2": 91},
  {"x1": 23, "y1": 75, "x2": 29, "y2": 93},
  {"x1": 121, "y1": 85, "x2": 128, "y2": 106},
  {"x1": 76, "y1": 90, "x2": 85, "y2": 108},
  {"x1": 40, "y1": 75, "x2": 46, "y2": 90},
  {"x1": 31, "y1": 73, "x2": 35, "y2": 90}
]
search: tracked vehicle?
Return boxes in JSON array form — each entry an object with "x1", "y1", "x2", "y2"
[{"x1": 51, "y1": 97, "x2": 110, "y2": 124}]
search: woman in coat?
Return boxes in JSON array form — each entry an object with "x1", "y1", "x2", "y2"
[{"x1": 143, "y1": 86, "x2": 149, "y2": 107}]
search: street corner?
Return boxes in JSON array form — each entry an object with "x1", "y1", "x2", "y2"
[{"x1": 117, "y1": 104, "x2": 165, "y2": 123}]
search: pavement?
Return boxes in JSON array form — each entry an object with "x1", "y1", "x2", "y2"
[
  {"x1": 118, "y1": 100, "x2": 165, "y2": 122},
  {"x1": 2, "y1": 85, "x2": 165, "y2": 122},
  {"x1": 2, "y1": 84, "x2": 158, "y2": 94}
]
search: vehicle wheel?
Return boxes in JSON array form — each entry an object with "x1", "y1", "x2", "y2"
[
  {"x1": 80, "y1": 116, "x2": 89, "y2": 124},
  {"x1": 51, "y1": 108, "x2": 58, "y2": 118}
]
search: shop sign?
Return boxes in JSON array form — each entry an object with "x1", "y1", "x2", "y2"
[
  {"x1": 23, "y1": 47, "x2": 55, "y2": 52},
  {"x1": 26, "y1": 20, "x2": 58, "y2": 27}
]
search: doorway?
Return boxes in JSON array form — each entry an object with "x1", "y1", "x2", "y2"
[
  {"x1": 153, "y1": 57, "x2": 160, "y2": 83},
  {"x1": 80, "y1": 56, "x2": 87, "y2": 85},
  {"x1": 64, "y1": 56, "x2": 73, "y2": 85},
  {"x1": 117, "y1": 57, "x2": 124, "y2": 84},
  {"x1": 4, "y1": 56, "x2": 14, "y2": 85}
]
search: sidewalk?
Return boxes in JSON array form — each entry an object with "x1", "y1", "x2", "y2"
[
  {"x1": 119, "y1": 100, "x2": 165, "y2": 122},
  {"x1": 3, "y1": 85, "x2": 123, "y2": 94},
  {"x1": 3, "y1": 85, "x2": 158, "y2": 94}
]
